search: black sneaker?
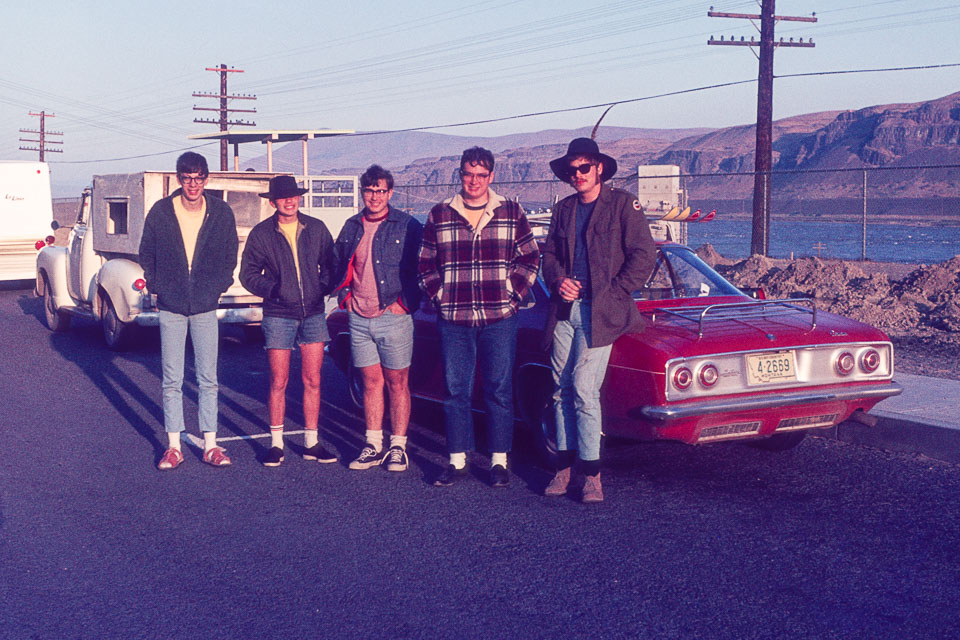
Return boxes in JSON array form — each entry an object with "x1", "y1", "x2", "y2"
[
  {"x1": 384, "y1": 446, "x2": 408, "y2": 472},
  {"x1": 303, "y1": 443, "x2": 338, "y2": 463},
  {"x1": 348, "y1": 445, "x2": 383, "y2": 470},
  {"x1": 490, "y1": 464, "x2": 510, "y2": 488},
  {"x1": 261, "y1": 446, "x2": 284, "y2": 467},
  {"x1": 433, "y1": 464, "x2": 467, "y2": 487}
]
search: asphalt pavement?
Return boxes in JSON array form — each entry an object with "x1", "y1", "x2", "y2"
[{"x1": 1, "y1": 288, "x2": 959, "y2": 640}]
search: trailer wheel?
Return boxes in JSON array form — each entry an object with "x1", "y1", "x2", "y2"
[
  {"x1": 517, "y1": 366, "x2": 558, "y2": 469},
  {"x1": 41, "y1": 274, "x2": 71, "y2": 332},
  {"x1": 100, "y1": 291, "x2": 132, "y2": 351}
]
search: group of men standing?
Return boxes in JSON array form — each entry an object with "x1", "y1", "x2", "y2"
[{"x1": 139, "y1": 137, "x2": 655, "y2": 503}]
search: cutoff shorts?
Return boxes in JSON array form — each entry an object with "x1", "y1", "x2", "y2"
[
  {"x1": 262, "y1": 313, "x2": 330, "y2": 350},
  {"x1": 348, "y1": 311, "x2": 414, "y2": 370}
]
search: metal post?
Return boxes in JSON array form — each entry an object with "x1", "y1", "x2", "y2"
[{"x1": 861, "y1": 169, "x2": 867, "y2": 261}]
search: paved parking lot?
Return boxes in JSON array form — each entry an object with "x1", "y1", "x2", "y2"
[{"x1": 1, "y1": 288, "x2": 959, "y2": 640}]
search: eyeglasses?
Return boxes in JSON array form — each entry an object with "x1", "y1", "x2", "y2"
[
  {"x1": 362, "y1": 188, "x2": 390, "y2": 196},
  {"x1": 566, "y1": 164, "x2": 595, "y2": 178},
  {"x1": 460, "y1": 169, "x2": 491, "y2": 181},
  {"x1": 179, "y1": 174, "x2": 207, "y2": 185}
]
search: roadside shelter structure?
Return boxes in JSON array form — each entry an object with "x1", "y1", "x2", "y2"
[{"x1": 187, "y1": 129, "x2": 358, "y2": 237}]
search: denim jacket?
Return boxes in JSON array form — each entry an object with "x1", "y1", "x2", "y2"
[{"x1": 333, "y1": 206, "x2": 423, "y2": 313}]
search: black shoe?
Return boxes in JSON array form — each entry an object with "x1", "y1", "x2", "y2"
[
  {"x1": 303, "y1": 443, "x2": 338, "y2": 463},
  {"x1": 490, "y1": 464, "x2": 509, "y2": 488},
  {"x1": 261, "y1": 446, "x2": 284, "y2": 467},
  {"x1": 433, "y1": 464, "x2": 467, "y2": 487},
  {"x1": 348, "y1": 444, "x2": 384, "y2": 470},
  {"x1": 384, "y1": 446, "x2": 409, "y2": 472}
]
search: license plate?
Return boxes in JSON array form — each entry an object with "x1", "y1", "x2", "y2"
[{"x1": 746, "y1": 350, "x2": 797, "y2": 385}]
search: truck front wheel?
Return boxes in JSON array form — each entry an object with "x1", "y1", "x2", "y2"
[
  {"x1": 100, "y1": 291, "x2": 132, "y2": 351},
  {"x1": 41, "y1": 274, "x2": 71, "y2": 332}
]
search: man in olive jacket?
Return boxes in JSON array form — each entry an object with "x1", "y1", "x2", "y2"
[
  {"x1": 540, "y1": 138, "x2": 656, "y2": 502},
  {"x1": 240, "y1": 175, "x2": 337, "y2": 467},
  {"x1": 139, "y1": 152, "x2": 239, "y2": 470}
]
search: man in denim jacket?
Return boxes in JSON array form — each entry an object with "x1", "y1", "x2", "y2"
[{"x1": 333, "y1": 165, "x2": 422, "y2": 472}]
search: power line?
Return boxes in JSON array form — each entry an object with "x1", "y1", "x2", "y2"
[{"x1": 46, "y1": 62, "x2": 960, "y2": 165}]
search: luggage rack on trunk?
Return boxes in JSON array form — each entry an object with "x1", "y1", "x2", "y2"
[{"x1": 645, "y1": 298, "x2": 818, "y2": 339}]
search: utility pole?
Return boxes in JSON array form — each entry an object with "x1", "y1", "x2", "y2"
[
  {"x1": 19, "y1": 111, "x2": 63, "y2": 161},
  {"x1": 708, "y1": 2, "x2": 816, "y2": 256},
  {"x1": 193, "y1": 64, "x2": 256, "y2": 170}
]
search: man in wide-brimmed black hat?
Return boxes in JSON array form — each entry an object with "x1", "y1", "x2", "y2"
[
  {"x1": 240, "y1": 175, "x2": 338, "y2": 467},
  {"x1": 541, "y1": 138, "x2": 657, "y2": 503}
]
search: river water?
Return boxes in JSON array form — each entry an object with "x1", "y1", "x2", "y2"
[{"x1": 685, "y1": 219, "x2": 960, "y2": 264}]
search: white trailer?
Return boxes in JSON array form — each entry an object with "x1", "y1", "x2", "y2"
[{"x1": 0, "y1": 161, "x2": 54, "y2": 282}]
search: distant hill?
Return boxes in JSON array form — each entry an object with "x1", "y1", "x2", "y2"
[
  {"x1": 255, "y1": 125, "x2": 712, "y2": 175},
  {"x1": 251, "y1": 92, "x2": 960, "y2": 218}
]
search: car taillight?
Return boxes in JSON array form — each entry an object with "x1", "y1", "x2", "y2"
[
  {"x1": 860, "y1": 349, "x2": 880, "y2": 373},
  {"x1": 35, "y1": 240, "x2": 46, "y2": 250},
  {"x1": 699, "y1": 363, "x2": 719, "y2": 387},
  {"x1": 673, "y1": 366, "x2": 693, "y2": 390},
  {"x1": 45, "y1": 235, "x2": 55, "y2": 245},
  {"x1": 133, "y1": 279, "x2": 147, "y2": 291},
  {"x1": 835, "y1": 351, "x2": 855, "y2": 376}
]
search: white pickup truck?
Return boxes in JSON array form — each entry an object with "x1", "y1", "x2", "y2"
[{"x1": 35, "y1": 170, "x2": 358, "y2": 349}]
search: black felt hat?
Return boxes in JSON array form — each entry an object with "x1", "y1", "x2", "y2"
[
  {"x1": 549, "y1": 137, "x2": 618, "y2": 182},
  {"x1": 259, "y1": 175, "x2": 308, "y2": 199}
]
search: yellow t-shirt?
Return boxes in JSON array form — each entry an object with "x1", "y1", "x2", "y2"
[
  {"x1": 279, "y1": 219, "x2": 301, "y2": 285},
  {"x1": 173, "y1": 196, "x2": 206, "y2": 272}
]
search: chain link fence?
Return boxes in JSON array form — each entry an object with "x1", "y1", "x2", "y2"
[{"x1": 392, "y1": 163, "x2": 960, "y2": 264}]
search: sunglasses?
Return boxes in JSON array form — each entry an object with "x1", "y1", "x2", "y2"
[{"x1": 566, "y1": 163, "x2": 595, "y2": 177}]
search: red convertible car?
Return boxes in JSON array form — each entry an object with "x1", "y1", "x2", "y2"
[{"x1": 327, "y1": 243, "x2": 902, "y2": 461}]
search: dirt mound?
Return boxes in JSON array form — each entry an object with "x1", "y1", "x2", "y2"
[{"x1": 707, "y1": 251, "x2": 960, "y2": 338}]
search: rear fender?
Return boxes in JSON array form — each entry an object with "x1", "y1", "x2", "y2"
[
  {"x1": 96, "y1": 259, "x2": 147, "y2": 322},
  {"x1": 35, "y1": 246, "x2": 74, "y2": 309}
]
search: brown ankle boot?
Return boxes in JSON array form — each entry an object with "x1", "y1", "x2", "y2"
[
  {"x1": 582, "y1": 472, "x2": 603, "y2": 503},
  {"x1": 544, "y1": 467, "x2": 571, "y2": 496}
]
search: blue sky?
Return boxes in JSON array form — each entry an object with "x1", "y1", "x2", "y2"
[{"x1": 1, "y1": 0, "x2": 958, "y2": 194}]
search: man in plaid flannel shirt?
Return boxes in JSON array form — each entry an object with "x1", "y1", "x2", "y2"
[{"x1": 418, "y1": 146, "x2": 540, "y2": 488}]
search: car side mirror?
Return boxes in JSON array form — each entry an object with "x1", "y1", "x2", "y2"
[{"x1": 50, "y1": 220, "x2": 60, "y2": 231}]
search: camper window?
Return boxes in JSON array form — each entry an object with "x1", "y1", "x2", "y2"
[{"x1": 106, "y1": 199, "x2": 129, "y2": 235}]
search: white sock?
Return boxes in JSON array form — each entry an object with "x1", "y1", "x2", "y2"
[
  {"x1": 491, "y1": 452, "x2": 507, "y2": 468},
  {"x1": 449, "y1": 452, "x2": 466, "y2": 470},
  {"x1": 270, "y1": 426, "x2": 284, "y2": 449},
  {"x1": 390, "y1": 434, "x2": 407, "y2": 450},
  {"x1": 203, "y1": 431, "x2": 217, "y2": 451},
  {"x1": 367, "y1": 429, "x2": 384, "y2": 451},
  {"x1": 304, "y1": 429, "x2": 318, "y2": 448},
  {"x1": 167, "y1": 431, "x2": 181, "y2": 451}
]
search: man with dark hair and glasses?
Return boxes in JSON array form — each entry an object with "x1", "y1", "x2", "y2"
[
  {"x1": 139, "y1": 151, "x2": 239, "y2": 470},
  {"x1": 418, "y1": 147, "x2": 540, "y2": 488},
  {"x1": 333, "y1": 164, "x2": 422, "y2": 472},
  {"x1": 540, "y1": 138, "x2": 656, "y2": 502}
]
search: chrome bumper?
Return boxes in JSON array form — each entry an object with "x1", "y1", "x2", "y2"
[
  {"x1": 640, "y1": 382, "x2": 904, "y2": 423},
  {"x1": 132, "y1": 306, "x2": 263, "y2": 327}
]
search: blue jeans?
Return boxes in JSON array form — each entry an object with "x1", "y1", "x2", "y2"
[
  {"x1": 159, "y1": 309, "x2": 220, "y2": 433},
  {"x1": 551, "y1": 301, "x2": 612, "y2": 461},
  {"x1": 437, "y1": 313, "x2": 518, "y2": 454}
]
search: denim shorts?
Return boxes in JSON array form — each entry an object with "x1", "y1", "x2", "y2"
[
  {"x1": 262, "y1": 313, "x2": 331, "y2": 350},
  {"x1": 348, "y1": 311, "x2": 414, "y2": 370}
]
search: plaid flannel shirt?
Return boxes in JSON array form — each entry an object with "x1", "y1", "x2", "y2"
[{"x1": 418, "y1": 189, "x2": 540, "y2": 327}]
